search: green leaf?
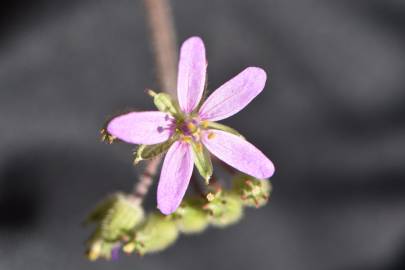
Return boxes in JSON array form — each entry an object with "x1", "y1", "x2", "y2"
[
  {"x1": 134, "y1": 138, "x2": 176, "y2": 164},
  {"x1": 204, "y1": 121, "x2": 244, "y2": 138},
  {"x1": 191, "y1": 142, "x2": 213, "y2": 184},
  {"x1": 148, "y1": 90, "x2": 181, "y2": 117}
]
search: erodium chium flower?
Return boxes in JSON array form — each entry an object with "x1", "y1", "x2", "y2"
[{"x1": 105, "y1": 36, "x2": 275, "y2": 215}]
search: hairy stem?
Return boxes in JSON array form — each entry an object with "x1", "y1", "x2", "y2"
[
  {"x1": 131, "y1": 157, "x2": 161, "y2": 204},
  {"x1": 131, "y1": 0, "x2": 177, "y2": 203}
]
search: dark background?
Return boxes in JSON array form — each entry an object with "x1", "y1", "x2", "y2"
[{"x1": 1, "y1": 0, "x2": 405, "y2": 269}]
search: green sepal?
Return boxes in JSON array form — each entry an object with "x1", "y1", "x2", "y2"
[
  {"x1": 84, "y1": 194, "x2": 118, "y2": 225},
  {"x1": 172, "y1": 197, "x2": 209, "y2": 234},
  {"x1": 86, "y1": 234, "x2": 117, "y2": 261},
  {"x1": 123, "y1": 213, "x2": 179, "y2": 255},
  {"x1": 98, "y1": 194, "x2": 145, "y2": 241},
  {"x1": 148, "y1": 90, "x2": 181, "y2": 117},
  {"x1": 232, "y1": 174, "x2": 272, "y2": 208},
  {"x1": 134, "y1": 137, "x2": 176, "y2": 164},
  {"x1": 203, "y1": 191, "x2": 243, "y2": 228},
  {"x1": 205, "y1": 121, "x2": 244, "y2": 138},
  {"x1": 191, "y1": 142, "x2": 213, "y2": 184},
  {"x1": 85, "y1": 194, "x2": 145, "y2": 261}
]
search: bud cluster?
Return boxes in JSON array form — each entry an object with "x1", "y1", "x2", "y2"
[{"x1": 84, "y1": 174, "x2": 272, "y2": 260}]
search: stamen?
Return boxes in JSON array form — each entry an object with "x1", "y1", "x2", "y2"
[
  {"x1": 182, "y1": 136, "x2": 192, "y2": 143},
  {"x1": 147, "y1": 89, "x2": 157, "y2": 97},
  {"x1": 123, "y1": 243, "x2": 136, "y2": 254},
  {"x1": 187, "y1": 122, "x2": 197, "y2": 132},
  {"x1": 206, "y1": 193, "x2": 215, "y2": 202},
  {"x1": 196, "y1": 142, "x2": 203, "y2": 153},
  {"x1": 207, "y1": 132, "x2": 216, "y2": 140}
]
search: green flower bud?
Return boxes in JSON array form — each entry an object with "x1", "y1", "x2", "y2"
[
  {"x1": 203, "y1": 191, "x2": 243, "y2": 228},
  {"x1": 84, "y1": 194, "x2": 118, "y2": 225},
  {"x1": 85, "y1": 193, "x2": 145, "y2": 242},
  {"x1": 172, "y1": 197, "x2": 209, "y2": 234},
  {"x1": 124, "y1": 213, "x2": 179, "y2": 256},
  {"x1": 232, "y1": 174, "x2": 271, "y2": 208}
]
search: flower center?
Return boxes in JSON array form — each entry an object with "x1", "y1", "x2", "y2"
[
  {"x1": 176, "y1": 117, "x2": 208, "y2": 141},
  {"x1": 178, "y1": 118, "x2": 199, "y2": 135}
]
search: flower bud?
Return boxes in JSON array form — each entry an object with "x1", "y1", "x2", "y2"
[
  {"x1": 85, "y1": 193, "x2": 145, "y2": 242},
  {"x1": 232, "y1": 174, "x2": 272, "y2": 208},
  {"x1": 124, "y1": 213, "x2": 179, "y2": 256},
  {"x1": 172, "y1": 197, "x2": 209, "y2": 234},
  {"x1": 203, "y1": 191, "x2": 243, "y2": 228}
]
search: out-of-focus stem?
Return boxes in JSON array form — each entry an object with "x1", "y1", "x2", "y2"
[
  {"x1": 131, "y1": 0, "x2": 177, "y2": 203},
  {"x1": 131, "y1": 157, "x2": 161, "y2": 204},
  {"x1": 144, "y1": 0, "x2": 177, "y2": 96}
]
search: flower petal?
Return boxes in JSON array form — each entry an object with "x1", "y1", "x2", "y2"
[
  {"x1": 157, "y1": 141, "x2": 194, "y2": 215},
  {"x1": 177, "y1": 36, "x2": 207, "y2": 113},
  {"x1": 202, "y1": 129, "x2": 274, "y2": 179},
  {"x1": 107, "y1": 111, "x2": 173, "y2": 145},
  {"x1": 199, "y1": 67, "x2": 267, "y2": 121}
]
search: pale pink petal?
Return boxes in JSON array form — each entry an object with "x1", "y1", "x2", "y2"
[
  {"x1": 177, "y1": 36, "x2": 207, "y2": 113},
  {"x1": 202, "y1": 129, "x2": 274, "y2": 179},
  {"x1": 107, "y1": 111, "x2": 173, "y2": 145},
  {"x1": 199, "y1": 67, "x2": 267, "y2": 121},
  {"x1": 157, "y1": 141, "x2": 194, "y2": 215}
]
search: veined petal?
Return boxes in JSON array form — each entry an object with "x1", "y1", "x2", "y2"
[
  {"x1": 199, "y1": 67, "x2": 267, "y2": 121},
  {"x1": 107, "y1": 111, "x2": 173, "y2": 145},
  {"x1": 202, "y1": 129, "x2": 274, "y2": 179},
  {"x1": 157, "y1": 141, "x2": 194, "y2": 215},
  {"x1": 177, "y1": 36, "x2": 207, "y2": 113}
]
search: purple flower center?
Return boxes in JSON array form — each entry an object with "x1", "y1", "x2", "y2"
[{"x1": 175, "y1": 116, "x2": 208, "y2": 142}]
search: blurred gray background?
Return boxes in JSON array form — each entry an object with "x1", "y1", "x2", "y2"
[{"x1": 1, "y1": 0, "x2": 405, "y2": 269}]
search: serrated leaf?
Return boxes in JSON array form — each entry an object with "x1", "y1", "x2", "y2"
[
  {"x1": 134, "y1": 138, "x2": 175, "y2": 164},
  {"x1": 204, "y1": 121, "x2": 243, "y2": 138},
  {"x1": 191, "y1": 142, "x2": 213, "y2": 184}
]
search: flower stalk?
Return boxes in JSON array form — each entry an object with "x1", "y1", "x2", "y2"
[{"x1": 131, "y1": 0, "x2": 179, "y2": 203}]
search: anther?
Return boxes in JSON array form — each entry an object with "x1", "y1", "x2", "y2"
[
  {"x1": 147, "y1": 89, "x2": 157, "y2": 97},
  {"x1": 182, "y1": 136, "x2": 192, "y2": 143},
  {"x1": 123, "y1": 243, "x2": 136, "y2": 254},
  {"x1": 187, "y1": 122, "x2": 197, "y2": 132},
  {"x1": 196, "y1": 143, "x2": 203, "y2": 153},
  {"x1": 207, "y1": 132, "x2": 216, "y2": 140},
  {"x1": 206, "y1": 192, "x2": 215, "y2": 202}
]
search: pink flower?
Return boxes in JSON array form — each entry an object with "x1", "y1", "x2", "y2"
[{"x1": 107, "y1": 37, "x2": 274, "y2": 215}]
